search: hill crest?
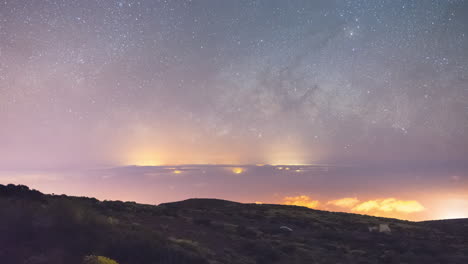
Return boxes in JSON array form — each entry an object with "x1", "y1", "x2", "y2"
[{"x1": 1, "y1": 184, "x2": 467, "y2": 264}]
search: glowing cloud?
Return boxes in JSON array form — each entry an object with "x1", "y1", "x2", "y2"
[
  {"x1": 352, "y1": 198, "x2": 425, "y2": 213},
  {"x1": 283, "y1": 195, "x2": 319, "y2": 209},
  {"x1": 327, "y1": 197, "x2": 360, "y2": 208},
  {"x1": 352, "y1": 200, "x2": 380, "y2": 212},
  {"x1": 278, "y1": 195, "x2": 425, "y2": 218}
]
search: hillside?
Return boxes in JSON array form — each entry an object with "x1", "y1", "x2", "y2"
[{"x1": 0, "y1": 184, "x2": 467, "y2": 264}]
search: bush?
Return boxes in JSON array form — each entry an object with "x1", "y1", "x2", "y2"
[
  {"x1": 83, "y1": 255, "x2": 119, "y2": 264},
  {"x1": 193, "y1": 218, "x2": 212, "y2": 226},
  {"x1": 236, "y1": 225, "x2": 257, "y2": 238},
  {"x1": 280, "y1": 244, "x2": 297, "y2": 254},
  {"x1": 241, "y1": 241, "x2": 281, "y2": 263}
]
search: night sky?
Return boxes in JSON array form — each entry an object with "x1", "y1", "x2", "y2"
[{"x1": 1, "y1": 0, "x2": 467, "y2": 220}]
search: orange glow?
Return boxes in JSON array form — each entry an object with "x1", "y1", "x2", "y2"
[
  {"x1": 264, "y1": 140, "x2": 313, "y2": 166},
  {"x1": 283, "y1": 195, "x2": 319, "y2": 209},
  {"x1": 232, "y1": 167, "x2": 244, "y2": 174},
  {"x1": 352, "y1": 200, "x2": 379, "y2": 212},
  {"x1": 275, "y1": 195, "x2": 427, "y2": 220},
  {"x1": 327, "y1": 197, "x2": 360, "y2": 208},
  {"x1": 351, "y1": 198, "x2": 425, "y2": 213},
  {"x1": 173, "y1": 170, "x2": 182, "y2": 174},
  {"x1": 124, "y1": 147, "x2": 165, "y2": 166},
  {"x1": 254, "y1": 201, "x2": 263, "y2": 204}
]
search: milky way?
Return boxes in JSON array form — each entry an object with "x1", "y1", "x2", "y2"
[{"x1": 1, "y1": 0, "x2": 468, "y2": 167}]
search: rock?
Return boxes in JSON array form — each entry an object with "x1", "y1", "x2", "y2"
[
  {"x1": 368, "y1": 224, "x2": 391, "y2": 234},
  {"x1": 379, "y1": 224, "x2": 391, "y2": 233}
]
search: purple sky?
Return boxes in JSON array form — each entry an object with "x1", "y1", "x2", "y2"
[{"x1": 1, "y1": 0, "x2": 467, "y2": 220}]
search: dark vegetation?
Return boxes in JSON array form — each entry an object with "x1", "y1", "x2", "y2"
[{"x1": 1, "y1": 184, "x2": 467, "y2": 264}]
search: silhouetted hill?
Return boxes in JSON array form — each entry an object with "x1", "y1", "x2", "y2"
[
  {"x1": 161, "y1": 198, "x2": 241, "y2": 209},
  {"x1": 0, "y1": 184, "x2": 467, "y2": 264}
]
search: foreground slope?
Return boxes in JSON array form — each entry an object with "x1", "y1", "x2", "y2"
[{"x1": 0, "y1": 184, "x2": 467, "y2": 264}]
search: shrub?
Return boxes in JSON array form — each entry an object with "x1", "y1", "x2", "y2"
[
  {"x1": 83, "y1": 255, "x2": 119, "y2": 264},
  {"x1": 193, "y1": 218, "x2": 212, "y2": 226},
  {"x1": 241, "y1": 241, "x2": 281, "y2": 263},
  {"x1": 169, "y1": 237, "x2": 200, "y2": 251},
  {"x1": 236, "y1": 225, "x2": 257, "y2": 238},
  {"x1": 280, "y1": 244, "x2": 297, "y2": 254}
]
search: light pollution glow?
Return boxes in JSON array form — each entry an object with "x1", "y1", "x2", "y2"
[
  {"x1": 1, "y1": 0, "x2": 468, "y2": 222},
  {"x1": 231, "y1": 168, "x2": 245, "y2": 174},
  {"x1": 122, "y1": 140, "x2": 316, "y2": 167},
  {"x1": 0, "y1": 164, "x2": 467, "y2": 221}
]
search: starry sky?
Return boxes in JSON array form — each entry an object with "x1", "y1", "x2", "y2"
[{"x1": 1, "y1": 0, "x2": 467, "y2": 220}]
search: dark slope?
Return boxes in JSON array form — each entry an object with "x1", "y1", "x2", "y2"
[{"x1": 0, "y1": 184, "x2": 467, "y2": 264}]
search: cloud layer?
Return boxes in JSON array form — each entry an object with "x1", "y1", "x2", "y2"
[
  {"x1": 282, "y1": 195, "x2": 425, "y2": 217},
  {"x1": 283, "y1": 195, "x2": 320, "y2": 209},
  {"x1": 352, "y1": 198, "x2": 425, "y2": 214}
]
